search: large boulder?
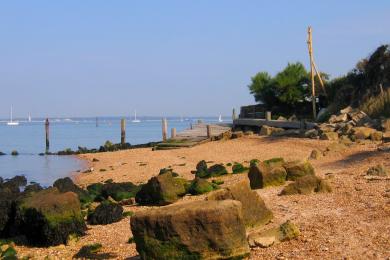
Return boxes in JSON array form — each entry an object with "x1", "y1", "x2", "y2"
[
  {"x1": 135, "y1": 172, "x2": 188, "y2": 205},
  {"x1": 100, "y1": 182, "x2": 141, "y2": 202},
  {"x1": 280, "y1": 175, "x2": 331, "y2": 195},
  {"x1": 0, "y1": 191, "x2": 18, "y2": 236},
  {"x1": 283, "y1": 160, "x2": 315, "y2": 181},
  {"x1": 207, "y1": 179, "x2": 273, "y2": 229},
  {"x1": 131, "y1": 200, "x2": 250, "y2": 259},
  {"x1": 1, "y1": 175, "x2": 27, "y2": 193},
  {"x1": 16, "y1": 188, "x2": 86, "y2": 246},
  {"x1": 87, "y1": 201, "x2": 123, "y2": 225},
  {"x1": 195, "y1": 163, "x2": 228, "y2": 178},
  {"x1": 248, "y1": 161, "x2": 287, "y2": 189}
]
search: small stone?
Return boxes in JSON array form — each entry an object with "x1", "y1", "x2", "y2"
[{"x1": 309, "y1": 149, "x2": 322, "y2": 160}]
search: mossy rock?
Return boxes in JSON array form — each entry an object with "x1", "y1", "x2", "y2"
[
  {"x1": 249, "y1": 159, "x2": 260, "y2": 167},
  {"x1": 135, "y1": 172, "x2": 189, "y2": 206},
  {"x1": 283, "y1": 160, "x2": 315, "y2": 181},
  {"x1": 263, "y1": 158, "x2": 285, "y2": 168},
  {"x1": 101, "y1": 182, "x2": 141, "y2": 202},
  {"x1": 248, "y1": 163, "x2": 287, "y2": 189},
  {"x1": 207, "y1": 164, "x2": 228, "y2": 177},
  {"x1": 159, "y1": 168, "x2": 179, "y2": 177},
  {"x1": 131, "y1": 200, "x2": 250, "y2": 259},
  {"x1": 188, "y1": 178, "x2": 216, "y2": 195},
  {"x1": 17, "y1": 188, "x2": 86, "y2": 246},
  {"x1": 207, "y1": 179, "x2": 273, "y2": 229},
  {"x1": 280, "y1": 175, "x2": 332, "y2": 196},
  {"x1": 366, "y1": 164, "x2": 388, "y2": 177},
  {"x1": 11, "y1": 151, "x2": 18, "y2": 156},
  {"x1": 232, "y1": 163, "x2": 248, "y2": 174},
  {"x1": 53, "y1": 177, "x2": 93, "y2": 207},
  {"x1": 195, "y1": 160, "x2": 208, "y2": 178},
  {"x1": 86, "y1": 183, "x2": 104, "y2": 201},
  {"x1": 87, "y1": 201, "x2": 123, "y2": 225}
]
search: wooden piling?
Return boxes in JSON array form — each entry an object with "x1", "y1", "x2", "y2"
[
  {"x1": 171, "y1": 128, "x2": 176, "y2": 138},
  {"x1": 162, "y1": 118, "x2": 168, "y2": 141},
  {"x1": 96, "y1": 117, "x2": 99, "y2": 127},
  {"x1": 232, "y1": 108, "x2": 236, "y2": 120},
  {"x1": 190, "y1": 123, "x2": 193, "y2": 130},
  {"x1": 206, "y1": 125, "x2": 212, "y2": 138},
  {"x1": 121, "y1": 118, "x2": 126, "y2": 145},
  {"x1": 266, "y1": 111, "x2": 272, "y2": 121},
  {"x1": 45, "y1": 118, "x2": 49, "y2": 153}
]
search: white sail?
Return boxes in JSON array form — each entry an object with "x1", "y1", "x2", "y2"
[
  {"x1": 7, "y1": 106, "x2": 19, "y2": 126},
  {"x1": 132, "y1": 110, "x2": 141, "y2": 123},
  {"x1": 218, "y1": 114, "x2": 223, "y2": 122}
]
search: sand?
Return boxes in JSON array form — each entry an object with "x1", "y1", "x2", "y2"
[{"x1": 15, "y1": 135, "x2": 390, "y2": 259}]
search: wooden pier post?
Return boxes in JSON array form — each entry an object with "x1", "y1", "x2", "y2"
[
  {"x1": 232, "y1": 108, "x2": 236, "y2": 120},
  {"x1": 266, "y1": 111, "x2": 272, "y2": 121},
  {"x1": 162, "y1": 118, "x2": 168, "y2": 141},
  {"x1": 96, "y1": 117, "x2": 99, "y2": 127},
  {"x1": 171, "y1": 128, "x2": 176, "y2": 138},
  {"x1": 121, "y1": 118, "x2": 126, "y2": 145},
  {"x1": 190, "y1": 123, "x2": 193, "y2": 130},
  {"x1": 45, "y1": 118, "x2": 50, "y2": 153},
  {"x1": 206, "y1": 125, "x2": 212, "y2": 138}
]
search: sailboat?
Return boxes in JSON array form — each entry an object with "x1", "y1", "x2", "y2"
[
  {"x1": 132, "y1": 110, "x2": 141, "y2": 123},
  {"x1": 7, "y1": 106, "x2": 19, "y2": 126},
  {"x1": 218, "y1": 114, "x2": 223, "y2": 122},
  {"x1": 28, "y1": 113, "x2": 32, "y2": 122}
]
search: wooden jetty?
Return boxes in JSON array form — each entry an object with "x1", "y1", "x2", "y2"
[{"x1": 155, "y1": 123, "x2": 231, "y2": 150}]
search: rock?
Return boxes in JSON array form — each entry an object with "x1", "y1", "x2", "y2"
[
  {"x1": 101, "y1": 182, "x2": 141, "y2": 202},
  {"x1": 11, "y1": 150, "x2": 18, "y2": 156},
  {"x1": 53, "y1": 177, "x2": 92, "y2": 206},
  {"x1": 320, "y1": 132, "x2": 339, "y2": 141},
  {"x1": 383, "y1": 132, "x2": 390, "y2": 143},
  {"x1": 87, "y1": 201, "x2": 123, "y2": 225},
  {"x1": 195, "y1": 160, "x2": 208, "y2": 177},
  {"x1": 159, "y1": 168, "x2": 179, "y2": 177},
  {"x1": 329, "y1": 113, "x2": 348, "y2": 123},
  {"x1": 197, "y1": 164, "x2": 228, "y2": 178},
  {"x1": 366, "y1": 164, "x2": 388, "y2": 177},
  {"x1": 244, "y1": 130, "x2": 254, "y2": 136},
  {"x1": 232, "y1": 162, "x2": 248, "y2": 174},
  {"x1": 1, "y1": 175, "x2": 27, "y2": 193},
  {"x1": 248, "y1": 161, "x2": 287, "y2": 189},
  {"x1": 16, "y1": 188, "x2": 86, "y2": 246},
  {"x1": 0, "y1": 152, "x2": 5, "y2": 156},
  {"x1": 280, "y1": 175, "x2": 331, "y2": 195},
  {"x1": 381, "y1": 119, "x2": 390, "y2": 132},
  {"x1": 264, "y1": 158, "x2": 285, "y2": 168},
  {"x1": 135, "y1": 172, "x2": 188, "y2": 205},
  {"x1": 248, "y1": 220, "x2": 300, "y2": 248},
  {"x1": 217, "y1": 130, "x2": 232, "y2": 140},
  {"x1": 207, "y1": 179, "x2": 273, "y2": 229},
  {"x1": 349, "y1": 111, "x2": 371, "y2": 126},
  {"x1": 188, "y1": 178, "x2": 216, "y2": 195},
  {"x1": 309, "y1": 149, "x2": 322, "y2": 160},
  {"x1": 283, "y1": 160, "x2": 315, "y2": 181},
  {"x1": 231, "y1": 131, "x2": 244, "y2": 139},
  {"x1": 131, "y1": 200, "x2": 250, "y2": 259},
  {"x1": 351, "y1": 127, "x2": 377, "y2": 140},
  {"x1": 339, "y1": 135, "x2": 353, "y2": 145},
  {"x1": 24, "y1": 183, "x2": 43, "y2": 194},
  {"x1": 318, "y1": 124, "x2": 336, "y2": 134},
  {"x1": 324, "y1": 142, "x2": 347, "y2": 155},
  {"x1": 338, "y1": 123, "x2": 354, "y2": 136},
  {"x1": 340, "y1": 106, "x2": 354, "y2": 114},
  {"x1": 0, "y1": 191, "x2": 18, "y2": 235},
  {"x1": 370, "y1": 131, "x2": 383, "y2": 141},
  {"x1": 260, "y1": 125, "x2": 284, "y2": 136},
  {"x1": 304, "y1": 129, "x2": 319, "y2": 139}
]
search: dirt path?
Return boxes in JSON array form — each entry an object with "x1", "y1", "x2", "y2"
[{"x1": 16, "y1": 136, "x2": 390, "y2": 259}]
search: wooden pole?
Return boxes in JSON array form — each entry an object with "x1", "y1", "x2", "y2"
[
  {"x1": 162, "y1": 118, "x2": 168, "y2": 141},
  {"x1": 307, "y1": 26, "x2": 317, "y2": 120},
  {"x1": 45, "y1": 118, "x2": 49, "y2": 153},
  {"x1": 96, "y1": 117, "x2": 98, "y2": 127},
  {"x1": 171, "y1": 128, "x2": 176, "y2": 138},
  {"x1": 121, "y1": 118, "x2": 126, "y2": 145},
  {"x1": 266, "y1": 111, "x2": 272, "y2": 121},
  {"x1": 232, "y1": 108, "x2": 236, "y2": 120},
  {"x1": 206, "y1": 125, "x2": 212, "y2": 138},
  {"x1": 190, "y1": 123, "x2": 193, "y2": 130}
]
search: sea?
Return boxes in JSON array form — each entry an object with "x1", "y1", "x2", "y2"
[{"x1": 0, "y1": 116, "x2": 229, "y2": 186}]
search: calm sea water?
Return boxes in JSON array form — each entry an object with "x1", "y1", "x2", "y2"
[{"x1": 0, "y1": 116, "x2": 228, "y2": 186}]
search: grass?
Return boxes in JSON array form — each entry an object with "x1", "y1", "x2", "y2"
[{"x1": 360, "y1": 88, "x2": 390, "y2": 118}]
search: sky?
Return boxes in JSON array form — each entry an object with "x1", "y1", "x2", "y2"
[{"x1": 0, "y1": 1, "x2": 389, "y2": 118}]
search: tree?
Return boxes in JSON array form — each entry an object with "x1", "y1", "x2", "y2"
[{"x1": 248, "y1": 62, "x2": 311, "y2": 111}]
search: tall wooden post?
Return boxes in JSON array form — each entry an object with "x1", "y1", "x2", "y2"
[
  {"x1": 190, "y1": 123, "x2": 193, "y2": 130},
  {"x1": 206, "y1": 125, "x2": 212, "y2": 138},
  {"x1": 121, "y1": 118, "x2": 126, "y2": 145},
  {"x1": 266, "y1": 111, "x2": 272, "y2": 121},
  {"x1": 162, "y1": 118, "x2": 168, "y2": 141},
  {"x1": 232, "y1": 108, "x2": 236, "y2": 120},
  {"x1": 307, "y1": 26, "x2": 317, "y2": 120},
  {"x1": 45, "y1": 118, "x2": 50, "y2": 153},
  {"x1": 96, "y1": 117, "x2": 99, "y2": 127},
  {"x1": 171, "y1": 128, "x2": 176, "y2": 138}
]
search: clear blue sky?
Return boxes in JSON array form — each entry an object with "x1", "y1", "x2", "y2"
[{"x1": 0, "y1": 1, "x2": 389, "y2": 118}]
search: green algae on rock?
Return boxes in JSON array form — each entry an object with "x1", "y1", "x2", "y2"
[
  {"x1": 280, "y1": 175, "x2": 332, "y2": 196},
  {"x1": 283, "y1": 160, "x2": 315, "y2": 181}
]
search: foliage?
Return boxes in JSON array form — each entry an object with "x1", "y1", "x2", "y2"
[{"x1": 248, "y1": 62, "x2": 324, "y2": 116}]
